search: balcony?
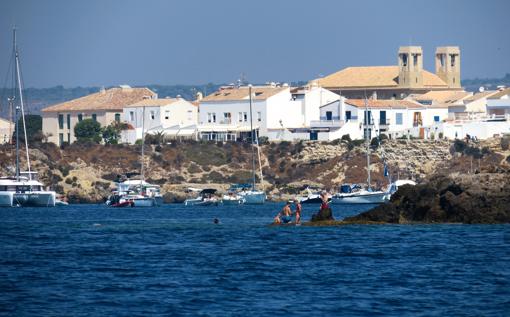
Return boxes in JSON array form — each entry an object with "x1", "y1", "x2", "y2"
[
  {"x1": 310, "y1": 119, "x2": 345, "y2": 128},
  {"x1": 379, "y1": 119, "x2": 390, "y2": 126}
]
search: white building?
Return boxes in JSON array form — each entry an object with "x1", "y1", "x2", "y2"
[
  {"x1": 487, "y1": 87, "x2": 510, "y2": 120},
  {"x1": 121, "y1": 97, "x2": 198, "y2": 144},
  {"x1": 309, "y1": 99, "x2": 449, "y2": 140},
  {"x1": 197, "y1": 84, "x2": 340, "y2": 141},
  {"x1": 0, "y1": 117, "x2": 13, "y2": 144}
]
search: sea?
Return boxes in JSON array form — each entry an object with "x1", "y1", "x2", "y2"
[{"x1": 0, "y1": 203, "x2": 509, "y2": 316}]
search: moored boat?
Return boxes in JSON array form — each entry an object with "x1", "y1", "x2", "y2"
[{"x1": 184, "y1": 188, "x2": 221, "y2": 206}]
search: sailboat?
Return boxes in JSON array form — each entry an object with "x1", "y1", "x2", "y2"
[
  {"x1": 331, "y1": 97, "x2": 387, "y2": 204},
  {"x1": 238, "y1": 85, "x2": 266, "y2": 205},
  {"x1": 106, "y1": 106, "x2": 163, "y2": 207},
  {"x1": 0, "y1": 28, "x2": 56, "y2": 207}
]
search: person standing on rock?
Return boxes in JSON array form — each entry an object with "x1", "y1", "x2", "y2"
[{"x1": 293, "y1": 199, "x2": 302, "y2": 224}]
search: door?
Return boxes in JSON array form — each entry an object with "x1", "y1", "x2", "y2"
[
  {"x1": 380, "y1": 111, "x2": 387, "y2": 125},
  {"x1": 326, "y1": 111, "x2": 333, "y2": 121},
  {"x1": 345, "y1": 111, "x2": 351, "y2": 121},
  {"x1": 310, "y1": 131, "x2": 318, "y2": 140}
]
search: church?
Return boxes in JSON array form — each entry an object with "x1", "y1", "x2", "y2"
[{"x1": 315, "y1": 46, "x2": 462, "y2": 99}]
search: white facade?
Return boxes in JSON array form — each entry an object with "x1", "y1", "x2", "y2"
[
  {"x1": 121, "y1": 98, "x2": 197, "y2": 144},
  {"x1": 198, "y1": 85, "x2": 340, "y2": 141}
]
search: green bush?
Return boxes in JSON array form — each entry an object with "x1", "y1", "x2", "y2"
[
  {"x1": 501, "y1": 137, "x2": 510, "y2": 150},
  {"x1": 74, "y1": 119, "x2": 102, "y2": 143},
  {"x1": 12, "y1": 114, "x2": 43, "y2": 143}
]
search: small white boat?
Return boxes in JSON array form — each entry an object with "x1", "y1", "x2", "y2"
[
  {"x1": 222, "y1": 192, "x2": 245, "y2": 205},
  {"x1": 184, "y1": 188, "x2": 221, "y2": 206},
  {"x1": 106, "y1": 180, "x2": 163, "y2": 207},
  {"x1": 239, "y1": 190, "x2": 266, "y2": 205},
  {"x1": 331, "y1": 188, "x2": 387, "y2": 204}
]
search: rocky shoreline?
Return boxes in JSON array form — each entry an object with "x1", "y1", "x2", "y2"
[{"x1": 1, "y1": 137, "x2": 509, "y2": 223}]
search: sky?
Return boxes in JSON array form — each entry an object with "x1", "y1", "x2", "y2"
[{"x1": 0, "y1": 0, "x2": 509, "y2": 88}]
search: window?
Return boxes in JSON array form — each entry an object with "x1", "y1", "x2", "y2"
[
  {"x1": 165, "y1": 111, "x2": 170, "y2": 120},
  {"x1": 439, "y1": 54, "x2": 445, "y2": 67},
  {"x1": 129, "y1": 111, "x2": 135, "y2": 121},
  {"x1": 364, "y1": 110, "x2": 372, "y2": 125},
  {"x1": 150, "y1": 111, "x2": 155, "y2": 120},
  {"x1": 380, "y1": 111, "x2": 387, "y2": 125},
  {"x1": 345, "y1": 111, "x2": 352, "y2": 121},
  {"x1": 255, "y1": 92, "x2": 263, "y2": 96},
  {"x1": 59, "y1": 133, "x2": 64, "y2": 145},
  {"x1": 207, "y1": 113, "x2": 212, "y2": 123},
  {"x1": 92, "y1": 114, "x2": 97, "y2": 122},
  {"x1": 396, "y1": 113, "x2": 403, "y2": 125},
  {"x1": 413, "y1": 54, "x2": 418, "y2": 66},
  {"x1": 212, "y1": 113, "x2": 216, "y2": 123},
  {"x1": 187, "y1": 110, "x2": 193, "y2": 121},
  {"x1": 67, "y1": 133, "x2": 71, "y2": 143},
  {"x1": 223, "y1": 112, "x2": 231, "y2": 124},
  {"x1": 434, "y1": 115, "x2": 440, "y2": 122},
  {"x1": 115, "y1": 113, "x2": 121, "y2": 122},
  {"x1": 78, "y1": 114, "x2": 83, "y2": 122},
  {"x1": 243, "y1": 112, "x2": 248, "y2": 122},
  {"x1": 401, "y1": 53, "x2": 408, "y2": 67},
  {"x1": 451, "y1": 54, "x2": 456, "y2": 67},
  {"x1": 66, "y1": 113, "x2": 70, "y2": 129},
  {"x1": 58, "y1": 114, "x2": 64, "y2": 129},
  {"x1": 326, "y1": 111, "x2": 333, "y2": 121},
  {"x1": 257, "y1": 111, "x2": 262, "y2": 122}
]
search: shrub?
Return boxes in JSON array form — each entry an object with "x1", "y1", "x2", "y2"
[
  {"x1": 341, "y1": 134, "x2": 352, "y2": 142},
  {"x1": 65, "y1": 177, "x2": 73, "y2": 184},
  {"x1": 74, "y1": 119, "x2": 102, "y2": 143},
  {"x1": 12, "y1": 114, "x2": 43, "y2": 143},
  {"x1": 258, "y1": 136, "x2": 269, "y2": 145},
  {"x1": 501, "y1": 136, "x2": 510, "y2": 151},
  {"x1": 438, "y1": 132, "x2": 444, "y2": 139}
]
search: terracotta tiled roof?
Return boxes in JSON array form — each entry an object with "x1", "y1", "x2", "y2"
[
  {"x1": 200, "y1": 86, "x2": 288, "y2": 102},
  {"x1": 487, "y1": 87, "x2": 510, "y2": 99},
  {"x1": 463, "y1": 90, "x2": 497, "y2": 102},
  {"x1": 345, "y1": 99, "x2": 423, "y2": 109},
  {"x1": 317, "y1": 66, "x2": 448, "y2": 89},
  {"x1": 414, "y1": 90, "x2": 471, "y2": 103},
  {"x1": 124, "y1": 98, "x2": 181, "y2": 108},
  {"x1": 41, "y1": 87, "x2": 156, "y2": 112}
]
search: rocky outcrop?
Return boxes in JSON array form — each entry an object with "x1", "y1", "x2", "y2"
[
  {"x1": 1, "y1": 137, "x2": 509, "y2": 204},
  {"x1": 344, "y1": 173, "x2": 510, "y2": 224}
]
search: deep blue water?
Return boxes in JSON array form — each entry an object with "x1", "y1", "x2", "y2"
[{"x1": 0, "y1": 203, "x2": 509, "y2": 316}]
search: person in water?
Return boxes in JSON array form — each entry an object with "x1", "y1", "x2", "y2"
[
  {"x1": 274, "y1": 201, "x2": 293, "y2": 224},
  {"x1": 293, "y1": 199, "x2": 302, "y2": 224}
]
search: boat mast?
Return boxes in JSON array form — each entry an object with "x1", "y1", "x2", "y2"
[
  {"x1": 248, "y1": 85, "x2": 256, "y2": 191},
  {"x1": 140, "y1": 105, "x2": 146, "y2": 186},
  {"x1": 364, "y1": 95, "x2": 371, "y2": 190},
  {"x1": 13, "y1": 28, "x2": 32, "y2": 181}
]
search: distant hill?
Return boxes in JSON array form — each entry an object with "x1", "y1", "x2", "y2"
[
  {"x1": 0, "y1": 76, "x2": 507, "y2": 119},
  {"x1": 462, "y1": 73, "x2": 510, "y2": 92}
]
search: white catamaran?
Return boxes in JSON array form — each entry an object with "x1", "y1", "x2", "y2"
[
  {"x1": 238, "y1": 85, "x2": 266, "y2": 205},
  {"x1": 0, "y1": 28, "x2": 56, "y2": 207}
]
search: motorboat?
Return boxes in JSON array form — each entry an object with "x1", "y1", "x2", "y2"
[
  {"x1": 331, "y1": 184, "x2": 387, "y2": 204},
  {"x1": 238, "y1": 190, "x2": 266, "y2": 205},
  {"x1": 184, "y1": 188, "x2": 221, "y2": 206},
  {"x1": 106, "y1": 180, "x2": 163, "y2": 207},
  {"x1": 222, "y1": 191, "x2": 245, "y2": 205},
  {"x1": 299, "y1": 187, "x2": 331, "y2": 204}
]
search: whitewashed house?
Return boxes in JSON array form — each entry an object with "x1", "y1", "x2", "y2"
[
  {"x1": 197, "y1": 84, "x2": 340, "y2": 141},
  {"x1": 121, "y1": 97, "x2": 198, "y2": 144},
  {"x1": 309, "y1": 99, "x2": 448, "y2": 140},
  {"x1": 487, "y1": 87, "x2": 510, "y2": 120}
]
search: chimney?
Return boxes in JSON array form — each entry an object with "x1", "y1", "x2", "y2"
[{"x1": 196, "y1": 92, "x2": 203, "y2": 101}]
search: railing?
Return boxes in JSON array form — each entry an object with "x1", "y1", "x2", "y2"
[{"x1": 310, "y1": 119, "x2": 345, "y2": 128}]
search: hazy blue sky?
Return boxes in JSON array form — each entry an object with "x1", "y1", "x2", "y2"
[{"x1": 0, "y1": 0, "x2": 509, "y2": 88}]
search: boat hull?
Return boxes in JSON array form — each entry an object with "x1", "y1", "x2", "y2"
[
  {"x1": 129, "y1": 196, "x2": 163, "y2": 207},
  {"x1": 331, "y1": 191, "x2": 388, "y2": 204},
  {"x1": 241, "y1": 192, "x2": 266, "y2": 205},
  {"x1": 184, "y1": 199, "x2": 220, "y2": 206},
  {"x1": 0, "y1": 191, "x2": 56, "y2": 207}
]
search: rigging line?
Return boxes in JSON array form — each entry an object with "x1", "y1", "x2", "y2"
[
  {"x1": 1, "y1": 49, "x2": 15, "y2": 147},
  {"x1": 15, "y1": 38, "x2": 32, "y2": 179}
]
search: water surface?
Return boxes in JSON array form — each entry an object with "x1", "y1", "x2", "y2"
[{"x1": 1, "y1": 203, "x2": 509, "y2": 316}]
